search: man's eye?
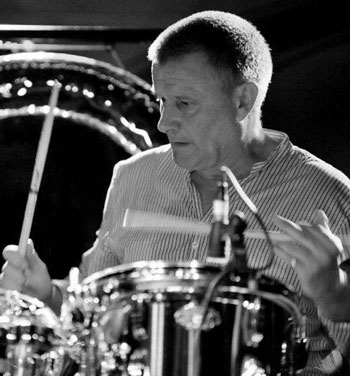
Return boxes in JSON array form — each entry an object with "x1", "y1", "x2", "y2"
[{"x1": 177, "y1": 100, "x2": 189, "y2": 108}]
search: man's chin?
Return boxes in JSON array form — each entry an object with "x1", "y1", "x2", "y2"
[{"x1": 171, "y1": 151, "x2": 193, "y2": 170}]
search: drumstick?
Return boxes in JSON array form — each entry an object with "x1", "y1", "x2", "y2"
[
  {"x1": 123, "y1": 209, "x2": 286, "y2": 240},
  {"x1": 123, "y1": 209, "x2": 211, "y2": 235},
  {"x1": 123, "y1": 209, "x2": 350, "y2": 246},
  {"x1": 18, "y1": 81, "x2": 61, "y2": 257}
]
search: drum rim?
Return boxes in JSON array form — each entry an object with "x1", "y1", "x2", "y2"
[
  {"x1": 81, "y1": 261, "x2": 304, "y2": 329},
  {"x1": 0, "y1": 51, "x2": 159, "y2": 153},
  {"x1": 82, "y1": 260, "x2": 297, "y2": 294},
  {"x1": 82, "y1": 260, "x2": 221, "y2": 285},
  {"x1": 0, "y1": 107, "x2": 143, "y2": 155},
  {"x1": 0, "y1": 51, "x2": 152, "y2": 90}
]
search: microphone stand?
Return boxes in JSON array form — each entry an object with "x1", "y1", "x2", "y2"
[
  {"x1": 175, "y1": 172, "x2": 233, "y2": 376},
  {"x1": 175, "y1": 172, "x2": 254, "y2": 376},
  {"x1": 225, "y1": 212, "x2": 252, "y2": 376}
]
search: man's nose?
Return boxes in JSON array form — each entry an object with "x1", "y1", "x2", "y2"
[{"x1": 157, "y1": 106, "x2": 181, "y2": 134}]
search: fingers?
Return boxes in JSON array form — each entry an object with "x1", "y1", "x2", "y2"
[
  {"x1": 1, "y1": 240, "x2": 53, "y2": 303},
  {"x1": 273, "y1": 212, "x2": 341, "y2": 272},
  {"x1": 2, "y1": 245, "x2": 28, "y2": 269},
  {"x1": 302, "y1": 224, "x2": 342, "y2": 254},
  {"x1": 2, "y1": 239, "x2": 43, "y2": 269},
  {"x1": 0, "y1": 262, "x2": 27, "y2": 292},
  {"x1": 0, "y1": 240, "x2": 35, "y2": 293},
  {"x1": 273, "y1": 212, "x2": 337, "y2": 253},
  {"x1": 0, "y1": 256, "x2": 27, "y2": 292},
  {"x1": 313, "y1": 209, "x2": 329, "y2": 229},
  {"x1": 24, "y1": 239, "x2": 44, "y2": 267},
  {"x1": 274, "y1": 241, "x2": 305, "y2": 269},
  {"x1": 272, "y1": 215, "x2": 313, "y2": 260},
  {"x1": 273, "y1": 243, "x2": 299, "y2": 266},
  {"x1": 273, "y1": 215, "x2": 302, "y2": 239},
  {"x1": 273, "y1": 209, "x2": 330, "y2": 235}
]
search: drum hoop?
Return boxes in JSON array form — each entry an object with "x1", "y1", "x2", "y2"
[
  {"x1": 82, "y1": 261, "x2": 298, "y2": 304},
  {"x1": 82, "y1": 260, "x2": 220, "y2": 285},
  {"x1": 0, "y1": 51, "x2": 152, "y2": 92}
]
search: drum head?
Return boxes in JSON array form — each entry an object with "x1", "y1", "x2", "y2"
[{"x1": 0, "y1": 52, "x2": 166, "y2": 278}]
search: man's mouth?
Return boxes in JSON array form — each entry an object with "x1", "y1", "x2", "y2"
[{"x1": 170, "y1": 140, "x2": 190, "y2": 146}]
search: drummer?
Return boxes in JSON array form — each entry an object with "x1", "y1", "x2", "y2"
[{"x1": 1, "y1": 10, "x2": 350, "y2": 375}]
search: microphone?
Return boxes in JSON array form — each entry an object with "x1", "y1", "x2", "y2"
[
  {"x1": 228, "y1": 211, "x2": 249, "y2": 275},
  {"x1": 208, "y1": 170, "x2": 230, "y2": 259}
]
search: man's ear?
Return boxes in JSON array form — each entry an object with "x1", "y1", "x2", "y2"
[{"x1": 234, "y1": 82, "x2": 259, "y2": 122}]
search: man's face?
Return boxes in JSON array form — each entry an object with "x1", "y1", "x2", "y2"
[{"x1": 152, "y1": 52, "x2": 241, "y2": 174}]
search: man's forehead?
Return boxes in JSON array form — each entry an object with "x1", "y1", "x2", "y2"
[
  {"x1": 151, "y1": 59, "x2": 219, "y2": 92},
  {"x1": 151, "y1": 75, "x2": 206, "y2": 97}
]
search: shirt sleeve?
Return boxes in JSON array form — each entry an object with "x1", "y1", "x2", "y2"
[
  {"x1": 79, "y1": 162, "x2": 126, "y2": 279},
  {"x1": 48, "y1": 163, "x2": 125, "y2": 313}
]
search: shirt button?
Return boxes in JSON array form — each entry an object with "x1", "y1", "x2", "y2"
[{"x1": 191, "y1": 241, "x2": 199, "y2": 250}]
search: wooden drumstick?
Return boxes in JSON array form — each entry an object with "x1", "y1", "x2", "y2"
[
  {"x1": 123, "y1": 209, "x2": 350, "y2": 246},
  {"x1": 123, "y1": 209, "x2": 285, "y2": 239},
  {"x1": 18, "y1": 81, "x2": 62, "y2": 257},
  {"x1": 123, "y1": 209, "x2": 211, "y2": 235}
]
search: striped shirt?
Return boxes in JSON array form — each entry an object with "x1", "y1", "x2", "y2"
[{"x1": 80, "y1": 130, "x2": 350, "y2": 374}]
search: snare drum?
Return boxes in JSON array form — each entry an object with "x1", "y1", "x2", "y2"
[
  {"x1": 0, "y1": 288, "x2": 68, "y2": 376},
  {"x1": 74, "y1": 261, "x2": 307, "y2": 376}
]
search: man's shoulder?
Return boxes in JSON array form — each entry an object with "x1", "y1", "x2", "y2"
[
  {"x1": 124, "y1": 143, "x2": 171, "y2": 164},
  {"x1": 291, "y1": 145, "x2": 350, "y2": 186},
  {"x1": 115, "y1": 144, "x2": 173, "y2": 175}
]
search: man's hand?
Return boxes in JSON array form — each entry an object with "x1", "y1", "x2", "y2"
[
  {"x1": 273, "y1": 210, "x2": 349, "y2": 321},
  {"x1": 0, "y1": 239, "x2": 53, "y2": 305}
]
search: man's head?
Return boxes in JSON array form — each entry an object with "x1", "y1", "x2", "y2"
[
  {"x1": 148, "y1": 10, "x2": 273, "y2": 111},
  {"x1": 149, "y1": 11, "x2": 274, "y2": 174}
]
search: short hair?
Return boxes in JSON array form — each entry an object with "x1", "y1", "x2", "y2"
[{"x1": 148, "y1": 10, "x2": 273, "y2": 110}]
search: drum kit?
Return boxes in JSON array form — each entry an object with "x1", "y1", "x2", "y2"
[
  {"x1": 0, "y1": 260, "x2": 308, "y2": 376},
  {"x1": 0, "y1": 52, "x2": 308, "y2": 376}
]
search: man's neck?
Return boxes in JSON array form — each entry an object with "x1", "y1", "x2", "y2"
[{"x1": 190, "y1": 129, "x2": 279, "y2": 189}]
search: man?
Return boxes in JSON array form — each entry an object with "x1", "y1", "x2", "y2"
[{"x1": 1, "y1": 10, "x2": 350, "y2": 374}]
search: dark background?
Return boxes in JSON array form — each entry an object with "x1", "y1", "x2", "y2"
[{"x1": 0, "y1": 0, "x2": 349, "y2": 278}]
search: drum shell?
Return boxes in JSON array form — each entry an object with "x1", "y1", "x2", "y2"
[{"x1": 77, "y1": 262, "x2": 306, "y2": 376}]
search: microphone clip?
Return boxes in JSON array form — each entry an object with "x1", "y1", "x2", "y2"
[
  {"x1": 227, "y1": 211, "x2": 249, "y2": 275},
  {"x1": 208, "y1": 172, "x2": 230, "y2": 260}
]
